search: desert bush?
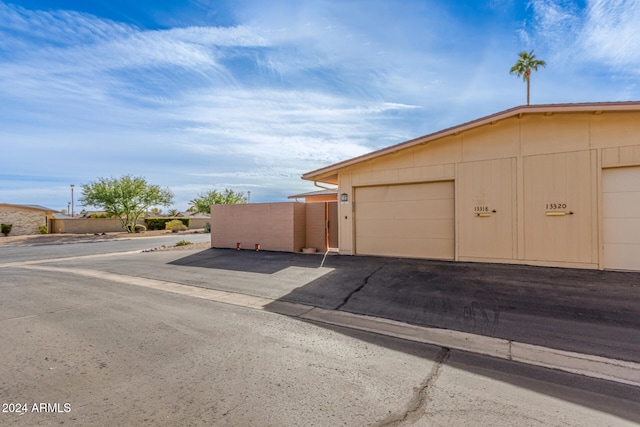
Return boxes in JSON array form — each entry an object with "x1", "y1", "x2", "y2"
[
  {"x1": 204, "y1": 222, "x2": 211, "y2": 233},
  {"x1": 175, "y1": 240, "x2": 192, "y2": 246},
  {"x1": 166, "y1": 219, "x2": 188, "y2": 233},
  {"x1": 1, "y1": 223, "x2": 12, "y2": 236},
  {"x1": 39, "y1": 225, "x2": 48, "y2": 234},
  {"x1": 146, "y1": 217, "x2": 190, "y2": 230},
  {"x1": 134, "y1": 224, "x2": 147, "y2": 233}
]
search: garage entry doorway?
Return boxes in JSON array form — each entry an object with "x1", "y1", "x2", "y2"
[
  {"x1": 354, "y1": 181, "x2": 454, "y2": 259},
  {"x1": 603, "y1": 166, "x2": 640, "y2": 271}
]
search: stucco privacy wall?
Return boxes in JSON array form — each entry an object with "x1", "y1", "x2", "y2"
[
  {"x1": 51, "y1": 218, "x2": 131, "y2": 234},
  {"x1": 326, "y1": 109, "x2": 640, "y2": 270},
  {"x1": 187, "y1": 218, "x2": 209, "y2": 229},
  {"x1": 50, "y1": 218, "x2": 208, "y2": 234},
  {"x1": 211, "y1": 202, "x2": 307, "y2": 252},
  {"x1": 0, "y1": 207, "x2": 48, "y2": 236}
]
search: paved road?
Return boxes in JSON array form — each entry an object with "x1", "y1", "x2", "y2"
[
  {"x1": 0, "y1": 240, "x2": 639, "y2": 425},
  {"x1": 0, "y1": 233, "x2": 210, "y2": 263}
]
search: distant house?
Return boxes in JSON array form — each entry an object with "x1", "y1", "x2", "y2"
[{"x1": 0, "y1": 203, "x2": 56, "y2": 236}]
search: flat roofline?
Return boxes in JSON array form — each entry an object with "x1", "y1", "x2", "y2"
[
  {"x1": 302, "y1": 101, "x2": 640, "y2": 182},
  {"x1": 287, "y1": 189, "x2": 337, "y2": 199}
]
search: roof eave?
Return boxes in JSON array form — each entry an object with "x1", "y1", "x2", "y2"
[
  {"x1": 0, "y1": 203, "x2": 55, "y2": 213},
  {"x1": 302, "y1": 101, "x2": 640, "y2": 181}
]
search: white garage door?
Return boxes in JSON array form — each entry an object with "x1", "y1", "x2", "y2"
[
  {"x1": 603, "y1": 167, "x2": 640, "y2": 271},
  {"x1": 354, "y1": 181, "x2": 454, "y2": 259}
]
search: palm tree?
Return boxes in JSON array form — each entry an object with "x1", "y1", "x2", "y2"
[{"x1": 510, "y1": 50, "x2": 546, "y2": 105}]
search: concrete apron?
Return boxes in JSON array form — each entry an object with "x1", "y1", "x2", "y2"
[{"x1": 24, "y1": 264, "x2": 640, "y2": 388}]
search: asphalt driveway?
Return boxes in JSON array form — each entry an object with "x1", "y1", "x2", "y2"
[{"x1": 168, "y1": 249, "x2": 640, "y2": 364}]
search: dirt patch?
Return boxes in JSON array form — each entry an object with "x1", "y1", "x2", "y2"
[{"x1": 143, "y1": 241, "x2": 211, "y2": 252}]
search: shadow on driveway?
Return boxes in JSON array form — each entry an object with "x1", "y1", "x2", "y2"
[{"x1": 170, "y1": 249, "x2": 640, "y2": 363}]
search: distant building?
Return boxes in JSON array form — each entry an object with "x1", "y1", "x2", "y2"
[{"x1": 0, "y1": 203, "x2": 56, "y2": 236}]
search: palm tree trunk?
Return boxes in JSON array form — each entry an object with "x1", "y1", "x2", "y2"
[{"x1": 525, "y1": 68, "x2": 531, "y2": 105}]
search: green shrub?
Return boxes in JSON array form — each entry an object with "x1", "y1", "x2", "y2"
[
  {"x1": 39, "y1": 225, "x2": 48, "y2": 234},
  {"x1": 87, "y1": 213, "x2": 113, "y2": 218},
  {"x1": 166, "y1": 219, "x2": 188, "y2": 233},
  {"x1": 145, "y1": 217, "x2": 190, "y2": 230},
  {"x1": 175, "y1": 240, "x2": 192, "y2": 247},
  {"x1": 1, "y1": 223, "x2": 12, "y2": 236},
  {"x1": 204, "y1": 222, "x2": 211, "y2": 233}
]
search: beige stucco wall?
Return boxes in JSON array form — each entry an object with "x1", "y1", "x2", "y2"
[
  {"x1": 51, "y1": 218, "x2": 128, "y2": 234},
  {"x1": 211, "y1": 202, "x2": 307, "y2": 252},
  {"x1": 50, "y1": 217, "x2": 208, "y2": 234},
  {"x1": 188, "y1": 218, "x2": 210, "y2": 229},
  {"x1": 0, "y1": 207, "x2": 48, "y2": 236},
  {"x1": 335, "y1": 111, "x2": 640, "y2": 269}
]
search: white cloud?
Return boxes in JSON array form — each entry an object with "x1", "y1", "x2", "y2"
[
  {"x1": 0, "y1": 2, "x2": 133, "y2": 46},
  {"x1": 580, "y1": 0, "x2": 640, "y2": 68},
  {"x1": 524, "y1": 0, "x2": 640, "y2": 74}
]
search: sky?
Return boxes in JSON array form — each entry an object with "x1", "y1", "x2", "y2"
[{"x1": 1, "y1": 0, "x2": 639, "y2": 212}]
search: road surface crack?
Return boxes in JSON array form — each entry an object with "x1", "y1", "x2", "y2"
[
  {"x1": 372, "y1": 347, "x2": 450, "y2": 427},
  {"x1": 335, "y1": 266, "x2": 383, "y2": 310}
]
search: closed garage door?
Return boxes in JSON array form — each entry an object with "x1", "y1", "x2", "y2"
[
  {"x1": 354, "y1": 181, "x2": 454, "y2": 259},
  {"x1": 603, "y1": 167, "x2": 640, "y2": 271}
]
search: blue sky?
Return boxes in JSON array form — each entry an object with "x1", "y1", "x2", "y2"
[{"x1": 1, "y1": 0, "x2": 639, "y2": 212}]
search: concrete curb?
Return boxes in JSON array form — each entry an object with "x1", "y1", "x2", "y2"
[
  {"x1": 295, "y1": 307, "x2": 640, "y2": 388},
  {"x1": 21, "y1": 264, "x2": 640, "y2": 388}
]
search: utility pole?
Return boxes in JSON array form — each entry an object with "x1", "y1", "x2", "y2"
[{"x1": 70, "y1": 184, "x2": 75, "y2": 216}]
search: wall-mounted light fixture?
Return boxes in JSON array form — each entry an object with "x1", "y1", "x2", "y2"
[{"x1": 340, "y1": 193, "x2": 348, "y2": 202}]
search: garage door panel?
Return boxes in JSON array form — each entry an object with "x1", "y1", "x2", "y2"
[
  {"x1": 603, "y1": 170, "x2": 640, "y2": 192},
  {"x1": 603, "y1": 167, "x2": 640, "y2": 271},
  {"x1": 602, "y1": 192, "x2": 640, "y2": 218},
  {"x1": 357, "y1": 236, "x2": 454, "y2": 259},
  {"x1": 356, "y1": 181, "x2": 452, "y2": 202},
  {"x1": 355, "y1": 182, "x2": 454, "y2": 259},
  {"x1": 603, "y1": 218, "x2": 640, "y2": 244},
  {"x1": 603, "y1": 244, "x2": 640, "y2": 271},
  {"x1": 356, "y1": 219, "x2": 454, "y2": 239},
  {"x1": 356, "y1": 199, "x2": 453, "y2": 220}
]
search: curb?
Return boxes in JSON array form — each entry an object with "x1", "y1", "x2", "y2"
[{"x1": 292, "y1": 307, "x2": 640, "y2": 388}]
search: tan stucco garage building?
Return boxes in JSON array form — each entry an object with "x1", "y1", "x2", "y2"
[{"x1": 302, "y1": 102, "x2": 640, "y2": 271}]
